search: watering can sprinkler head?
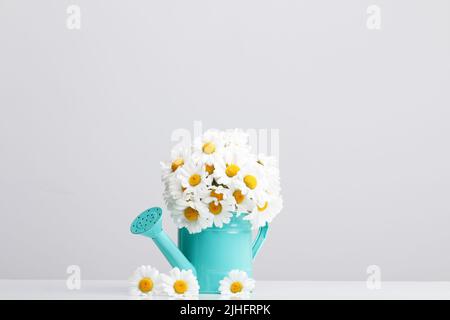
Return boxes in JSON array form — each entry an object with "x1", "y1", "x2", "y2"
[
  {"x1": 130, "y1": 207, "x2": 163, "y2": 238},
  {"x1": 130, "y1": 207, "x2": 196, "y2": 275}
]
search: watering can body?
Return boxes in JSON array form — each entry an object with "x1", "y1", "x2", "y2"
[
  {"x1": 179, "y1": 213, "x2": 265, "y2": 293},
  {"x1": 131, "y1": 208, "x2": 268, "y2": 294}
]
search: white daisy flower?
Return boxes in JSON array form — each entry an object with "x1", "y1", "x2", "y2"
[
  {"x1": 228, "y1": 185, "x2": 255, "y2": 214},
  {"x1": 192, "y1": 129, "x2": 225, "y2": 165},
  {"x1": 177, "y1": 159, "x2": 212, "y2": 196},
  {"x1": 161, "y1": 146, "x2": 191, "y2": 180},
  {"x1": 160, "y1": 268, "x2": 199, "y2": 298},
  {"x1": 171, "y1": 199, "x2": 213, "y2": 233},
  {"x1": 129, "y1": 265, "x2": 161, "y2": 297},
  {"x1": 201, "y1": 161, "x2": 216, "y2": 177},
  {"x1": 234, "y1": 161, "x2": 268, "y2": 204},
  {"x1": 201, "y1": 186, "x2": 235, "y2": 228},
  {"x1": 245, "y1": 196, "x2": 283, "y2": 229},
  {"x1": 219, "y1": 270, "x2": 255, "y2": 297},
  {"x1": 214, "y1": 150, "x2": 252, "y2": 187},
  {"x1": 161, "y1": 146, "x2": 193, "y2": 210},
  {"x1": 162, "y1": 174, "x2": 192, "y2": 211},
  {"x1": 201, "y1": 185, "x2": 231, "y2": 203},
  {"x1": 256, "y1": 154, "x2": 281, "y2": 195}
]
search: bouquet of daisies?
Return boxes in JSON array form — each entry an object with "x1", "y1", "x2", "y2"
[{"x1": 161, "y1": 129, "x2": 282, "y2": 234}]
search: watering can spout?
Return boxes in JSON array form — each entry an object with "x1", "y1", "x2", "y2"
[{"x1": 130, "y1": 207, "x2": 196, "y2": 275}]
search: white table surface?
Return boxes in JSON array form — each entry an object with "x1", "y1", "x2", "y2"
[{"x1": 1, "y1": 280, "x2": 449, "y2": 300}]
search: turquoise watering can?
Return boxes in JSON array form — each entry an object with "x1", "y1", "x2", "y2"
[{"x1": 130, "y1": 207, "x2": 269, "y2": 293}]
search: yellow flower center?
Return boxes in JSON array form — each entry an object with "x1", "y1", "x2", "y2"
[
  {"x1": 225, "y1": 164, "x2": 240, "y2": 177},
  {"x1": 171, "y1": 158, "x2": 184, "y2": 172},
  {"x1": 173, "y1": 280, "x2": 188, "y2": 294},
  {"x1": 233, "y1": 190, "x2": 245, "y2": 204},
  {"x1": 244, "y1": 175, "x2": 257, "y2": 190},
  {"x1": 202, "y1": 142, "x2": 216, "y2": 154},
  {"x1": 138, "y1": 277, "x2": 154, "y2": 293},
  {"x1": 208, "y1": 202, "x2": 222, "y2": 215},
  {"x1": 257, "y1": 202, "x2": 269, "y2": 212},
  {"x1": 205, "y1": 164, "x2": 215, "y2": 175},
  {"x1": 210, "y1": 190, "x2": 224, "y2": 201},
  {"x1": 230, "y1": 281, "x2": 243, "y2": 293},
  {"x1": 188, "y1": 174, "x2": 201, "y2": 186},
  {"x1": 184, "y1": 207, "x2": 199, "y2": 221}
]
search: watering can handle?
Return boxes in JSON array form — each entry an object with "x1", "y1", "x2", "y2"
[{"x1": 251, "y1": 223, "x2": 269, "y2": 259}]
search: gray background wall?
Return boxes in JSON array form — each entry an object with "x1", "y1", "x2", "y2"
[{"x1": 1, "y1": 0, "x2": 449, "y2": 280}]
